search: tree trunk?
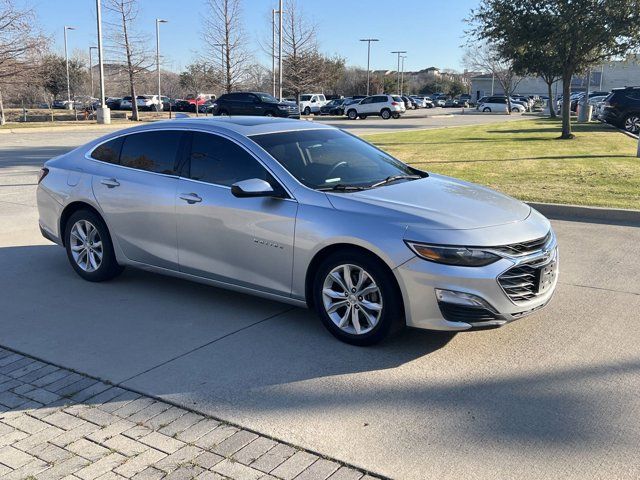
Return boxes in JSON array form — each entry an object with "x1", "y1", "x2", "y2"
[
  {"x1": 560, "y1": 72, "x2": 573, "y2": 139},
  {"x1": 121, "y1": 6, "x2": 139, "y2": 121},
  {"x1": 0, "y1": 87, "x2": 5, "y2": 126},
  {"x1": 547, "y1": 81, "x2": 556, "y2": 118}
]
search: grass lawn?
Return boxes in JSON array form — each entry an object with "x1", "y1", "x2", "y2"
[{"x1": 363, "y1": 118, "x2": 640, "y2": 210}]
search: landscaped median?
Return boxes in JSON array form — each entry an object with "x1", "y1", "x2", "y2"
[{"x1": 363, "y1": 118, "x2": 640, "y2": 210}]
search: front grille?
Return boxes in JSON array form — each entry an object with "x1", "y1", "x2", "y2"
[
  {"x1": 498, "y1": 256, "x2": 555, "y2": 303},
  {"x1": 438, "y1": 303, "x2": 499, "y2": 323},
  {"x1": 491, "y1": 232, "x2": 551, "y2": 257}
]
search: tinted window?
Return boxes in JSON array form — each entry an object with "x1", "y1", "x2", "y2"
[
  {"x1": 188, "y1": 132, "x2": 271, "y2": 186},
  {"x1": 120, "y1": 131, "x2": 182, "y2": 174},
  {"x1": 372, "y1": 96, "x2": 387, "y2": 103},
  {"x1": 360, "y1": 97, "x2": 373, "y2": 104},
  {"x1": 91, "y1": 137, "x2": 123, "y2": 164}
]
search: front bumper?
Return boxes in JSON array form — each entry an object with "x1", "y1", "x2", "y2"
[{"x1": 394, "y1": 242, "x2": 559, "y2": 331}]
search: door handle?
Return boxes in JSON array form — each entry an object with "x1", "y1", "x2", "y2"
[
  {"x1": 100, "y1": 178, "x2": 120, "y2": 188},
  {"x1": 179, "y1": 193, "x2": 202, "y2": 204}
]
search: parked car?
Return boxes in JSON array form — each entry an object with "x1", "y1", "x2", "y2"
[
  {"x1": 52, "y1": 99, "x2": 71, "y2": 109},
  {"x1": 320, "y1": 98, "x2": 349, "y2": 115},
  {"x1": 119, "y1": 96, "x2": 133, "y2": 110},
  {"x1": 37, "y1": 117, "x2": 558, "y2": 346},
  {"x1": 411, "y1": 96, "x2": 433, "y2": 108},
  {"x1": 478, "y1": 96, "x2": 525, "y2": 113},
  {"x1": 186, "y1": 93, "x2": 216, "y2": 108},
  {"x1": 409, "y1": 96, "x2": 427, "y2": 108},
  {"x1": 136, "y1": 95, "x2": 162, "y2": 111},
  {"x1": 459, "y1": 94, "x2": 473, "y2": 105},
  {"x1": 600, "y1": 86, "x2": 640, "y2": 133},
  {"x1": 444, "y1": 98, "x2": 456, "y2": 108},
  {"x1": 210, "y1": 91, "x2": 300, "y2": 118},
  {"x1": 106, "y1": 97, "x2": 122, "y2": 110},
  {"x1": 174, "y1": 99, "x2": 194, "y2": 113},
  {"x1": 345, "y1": 94, "x2": 405, "y2": 119},
  {"x1": 432, "y1": 97, "x2": 446, "y2": 107},
  {"x1": 161, "y1": 96, "x2": 176, "y2": 111},
  {"x1": 299, "y1": 93, "x2": 328, "y2": 115},
  {"x1": 198, "y1": 99, "x2": 216, "y2": 114},
  {"x1": 453, "y1": 98, "x2": 469, "y2": 108}
]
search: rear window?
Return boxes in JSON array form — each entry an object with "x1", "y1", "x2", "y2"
[
  {"x1": 91, "y1": 137, "x2": 123, "y2": 164},
  {"x1": 119, "y1": 131, "x2": 183, "y2": 175},
  {"x1": 300, "y1": 95, "x2": 312, "y2": 101},
  {"x1": 392, "y1": 96, "x2": 403, "y2": 102}
]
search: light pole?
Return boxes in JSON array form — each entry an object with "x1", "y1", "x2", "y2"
[
  {"x1": 360, "y1": 38, "x2": 379, "y2": 96},
  {"x1": 391, "y1": 50, "x2": 406, "y2": 94},
  {"x1": 155, "y1": 19, "x2": 168, "y2": 111},
  {"x1": 272, "y1": 9, "x2": 277, "y2": 97},
  {"x1": 89, "y1": 46, "x2": 98, "y2": 98},
  {"x1": 95, "y1": 0, "x2": 109, "y2": 124},
  {"x1": 400, "y1": 55, "x2": 407, "y2": 95},
  {"x1": 63, "y1": 26, "x2": 76, "y2": 109},
  {"x1": 278, "y1": 0, "x2": 283, "y2": 101}
]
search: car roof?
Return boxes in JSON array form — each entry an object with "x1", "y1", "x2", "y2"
[{"x1": 142, "y1": 116, "x2": 335, "y2": 136}]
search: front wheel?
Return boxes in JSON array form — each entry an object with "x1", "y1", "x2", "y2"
[
  {"x1": 624, "y1": 114, "x2": 640, "y2": 134},
  {"x1": 312, "y1": 251, "x2": 404, "y2": 346},
  {"x1": 65, "y1": 210, "x2": 124, "y2": 282},
  {"x1": 511, "y1": 107, "x2": 521, "y2": 113},
  {"x1": 482, "y1": 107, "x2": 491, "y2": 112},
  {"x1": 347, "y1": 109, "x2": 358, "y2": 120},
  {"x1": 303, "y1": 106, "x2": 311, "y2": 116}
]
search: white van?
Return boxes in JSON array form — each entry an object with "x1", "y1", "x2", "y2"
[{"x1": 299, "y1": 93, "x2": 327, "y2": 115}]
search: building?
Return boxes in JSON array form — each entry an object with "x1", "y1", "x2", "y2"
[{"x1": 469, "y1": 56, "x2": 640, "y2": 99}]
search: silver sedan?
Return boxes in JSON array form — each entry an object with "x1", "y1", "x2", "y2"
[{"x1": 36, "y1": 117, "x2": 558, "y2": 345}]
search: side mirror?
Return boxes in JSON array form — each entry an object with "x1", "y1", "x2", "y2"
[{"x1": 231, "y1": 178, "x2": 279, "y2": 198}]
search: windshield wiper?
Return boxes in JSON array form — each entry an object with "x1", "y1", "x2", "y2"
[
  {"x1": 369, "y1": 174, "x2": 422, "y2": 188},
  {"x1": 317, "y1": 184, "x2": 369, "y2": 192}
]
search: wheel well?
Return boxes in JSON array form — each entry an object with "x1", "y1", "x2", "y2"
[
  {"x1": 59, "y1": 202, "x2": 104, "y2": 246},
  {"x1": 304, "y1": 243, "x2": 404, "y2": 317}
]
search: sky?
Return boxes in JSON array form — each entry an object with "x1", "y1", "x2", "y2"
[{"x1": 28, "y1": 0, "x2": 478, "y2": 73}]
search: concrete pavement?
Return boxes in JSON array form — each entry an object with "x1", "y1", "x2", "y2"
[{"x1": 1, "y1": 126, "x2": 639, "y2": 479}]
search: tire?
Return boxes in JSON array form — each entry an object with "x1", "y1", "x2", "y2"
[
  {"x1": 303, "y1": 106, "x2": 311, "y2": 116},
  {"x1": 358, "y1": 114, "x2": 367, "y2": 119},
  {"x1": 392, "y1": 112, "x2": 400, "y2": 119},
  {"x1": 511, "y1": 107, "x2": 521, "y2": 113},
  {"x1": 380, "y1": 108, "x2": 391, "y2": 120},
  {"x1": 217, "y1": 109, "x2": 229, "y2": 116},
  {"x1": 312, "y1": 250, "x2": 404, "y2": 346},
  {"x1": 264, "y1": 111, "x2": 274, "y2": 117},
  {"x1": 64, "y1": 209, "x2": 124, "y2": 282},
  {"x1": 483, "y1": 107, "x2": 491, "y2": 112},
  {"x1": 624, "y1": 114, "x2": 640, "y2": 134},
  {"x1": 347, "y1": 109, "x2": 358, "y2": 120}
]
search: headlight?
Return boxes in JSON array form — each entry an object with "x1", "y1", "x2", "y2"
[
  {"x1": 211, "y1": 103, "x2": 218, "y2": 108},
  {"x1": 405, "y1": 241, "x2": 501, "y2": 267},
  {"x1": 277, "y1": 105, "x2": 288, "y2": 110}
]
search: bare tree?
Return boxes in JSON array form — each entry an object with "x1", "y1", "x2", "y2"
[
  {"x1": 281, "y1": 0, "x2": 320, "y2": 101},
  {"x1": 104, "y1": 0, "x2": 152, "y2": 121},
  {"x1": 463, "y1": 42, "x2": 522, "y2": 114},
  {"x1": 0, "y1": 0, "x2": 46, "y2": 124},
  {"x1": 202, "y1": 0, "x2": 250, "y2": 93}
]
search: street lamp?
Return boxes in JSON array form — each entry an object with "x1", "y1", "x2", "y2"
[
  {"x1": 95, "y1": 0, "x2": 110, "y2": 124},
  {"x1": 156, "y1": 19, "x2": 168, "y2": 111},
  {"x1": 359, "y1": 38, "x2": 379, "y2": 96},
  {"x1": 89, "y1": 46, "x2": 98, "y2": 98},
  {"x1": 400, "y1": 55, "x2": 407, "y2": 95},
  {"x1": 278, "y1": 0, "x2": 283, "y2": 101},
  {"x1": 63, "y1": 26, "x2": 76, "y2": 109},
  {"x1": 391, "y1": 50, "x2": 406, "y2": 94}
]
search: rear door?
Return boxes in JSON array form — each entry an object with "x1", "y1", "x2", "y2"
[
  {"x1": 176, "y1": 131, "x2": 297, "y2": 295},
  {"x1": 91, "y1": 130, "x2": 184, "y2": 269}
]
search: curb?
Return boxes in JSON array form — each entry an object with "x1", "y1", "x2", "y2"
[
  {"x1": 0, "y1": 123, "x2": 130, "y2": 134},
  {"x1": 528, "y1": 202, "x2": 640, "y2": 227}
]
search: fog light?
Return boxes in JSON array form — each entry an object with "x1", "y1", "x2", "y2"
[{"x1": 435, "y1": 289, "x2": 495, "y2": 310}]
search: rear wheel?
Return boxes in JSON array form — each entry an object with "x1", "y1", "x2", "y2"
[
  {"x1": 392, "y1": 112, "x2": 400, "y2": 119},
  {"x1": 624, "y1": 114, "x2": 640, "y2": 134},
  {"x1": 64, "y1": 210, "x2": 123, "y2": 282},
  {"x1": 483, "y1": 107, "x2": 491, "y2": 112},
  {"x1": 217, "y1": 109, "x2": 229, "y2": 116},
  {"x1": 358, "y1": 114, "x2": 367, "y2": 119},
  {"x1": 265, "y1": 111, "x2": 274, "y2": 117},
  {"x1": 380, "y1": 108, "x2": 391, "y2": 120},
  {"x1": 511, "y1": 107, "x2": 521, "y2": 113},
  {"x1": 347, "y1": 109, "x2": 358, "y2": 120},
  {"x1": 312, "y1": 250, "x2": 404, "y2": 346}
]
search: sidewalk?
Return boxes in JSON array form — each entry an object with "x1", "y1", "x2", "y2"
[{"x1": 0, "y1": 347, "x2": 381, "y2": 480}]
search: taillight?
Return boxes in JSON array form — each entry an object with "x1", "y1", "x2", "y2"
[
  {"x1": 37, "y1": 167, "x2": 49, "y2": 184},
  {"x1": 391, "y1": 101, "x2": 399, "y2": 106}
]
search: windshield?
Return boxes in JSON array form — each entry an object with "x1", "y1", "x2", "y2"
[
  {"x1": 300, "y1": 95, "x2": 312, "y2": 101},
  {"x1": 251, "y1": 129, "x2": 422, "y2": 190},
  {"x1": 255, "y1": 93, "x2": 279, "y2": 103}
]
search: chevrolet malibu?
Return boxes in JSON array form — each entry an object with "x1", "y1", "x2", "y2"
[{"x1": 36, "y1": 117, "x2": 558, "y2": 345}]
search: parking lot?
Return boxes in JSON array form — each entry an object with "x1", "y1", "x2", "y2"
[{"x1": 1, "y1": 124, "x2": 639, "y2": 479}]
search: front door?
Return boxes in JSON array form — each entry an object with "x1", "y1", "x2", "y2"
[{"x1": 176, "y1": 131, "x2": 297, "y2": 295}]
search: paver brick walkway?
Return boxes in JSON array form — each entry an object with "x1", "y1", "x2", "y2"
[{"x1": 0, "y1": 347, "x2": 382, "y2": 480}]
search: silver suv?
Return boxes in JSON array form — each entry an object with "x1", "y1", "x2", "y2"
[
  {"x1": 37, "y1": 117, "x2": 558, "y2": 345},
  {"x1": 345, "y1": 94, "x2": 405, "y2": 120}
]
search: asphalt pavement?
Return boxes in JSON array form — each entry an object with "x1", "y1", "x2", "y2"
[{"x1": 1, "y1": 122, "x2": 639, "y2": 480}]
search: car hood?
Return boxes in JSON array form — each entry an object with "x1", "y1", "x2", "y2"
[{"x1": 325, "y1": 173, "x2": 531, "y2": 231}]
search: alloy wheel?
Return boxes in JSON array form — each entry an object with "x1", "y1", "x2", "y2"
[
  {"x1": 322, "y1": 264, "x2": 383, "y2": 335},
  {"x1": 69, "y1": 220, "x2": 103, "y2": 273},
  {"x1": 625, "y1": 115, "x2": 640, "y2": 134}
]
